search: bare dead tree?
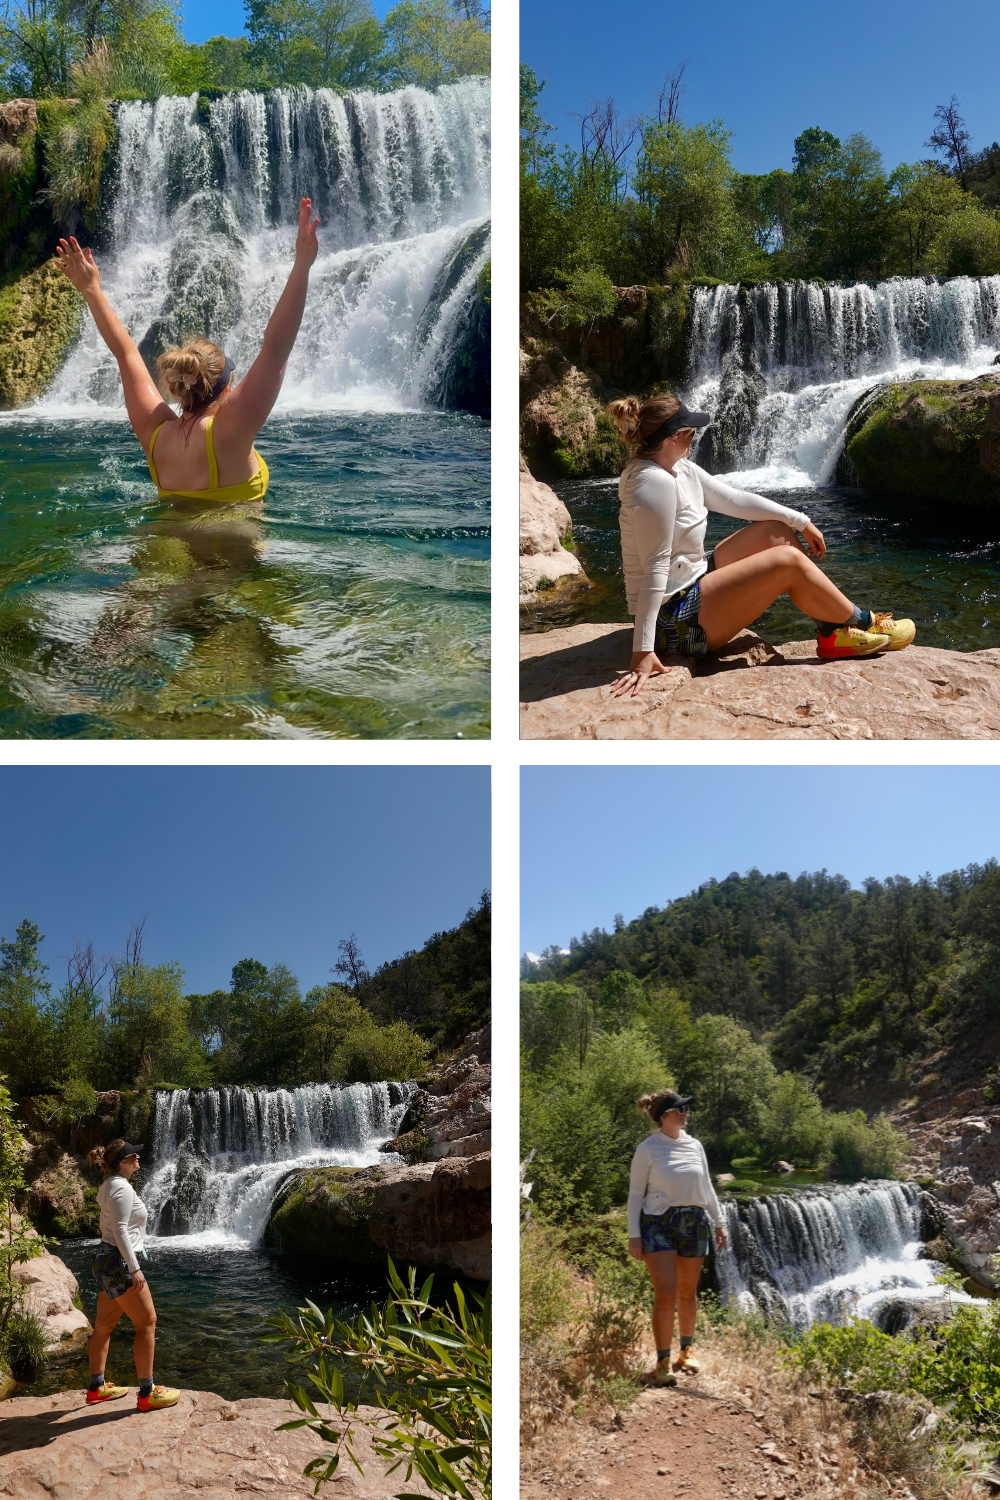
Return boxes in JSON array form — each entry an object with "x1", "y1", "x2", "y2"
[
  {"x1": 653, "y1": 62, "x2": 687, "y2": 127},
  {"x1": 926, "y1": 95, "x2": 972, "y2": 183},
  {"x1": 65, "y1": 939, "x2": 110, "y2": 997},
  {"x1": 334, "y1": 932, "x2": 371, "y2": 1002},
  {"x1": 108, "y1": 916, "x2": 148, "y2": 1003}
]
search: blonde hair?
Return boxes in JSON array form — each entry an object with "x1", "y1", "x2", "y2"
[
  {"x1": 157, "y1": 338, "x2": 228, "y2": 414},
  {"x1": 607, "y1": 394, "x2": 695, "y2": 458},
  {"x1": 87, "y1": 1139, "x2": 128, "y2": 1176},
  {"x1": 636, "y1": 1092, "x2": 677, "y2": 1123}
]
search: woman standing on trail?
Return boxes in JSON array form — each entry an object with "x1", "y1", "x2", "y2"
[
  {"x1": 53, "y1": 196, "x2": 320, "y2": 508},
  {"x1": 606, "y1": 393, "x2": 915, "y2": 698},
  {"x1": 627, "y1": 1092, "x2": 727, "y2": 1387},
  {"x1": 84, "y1": 1139, "x2": 179, "y2": 1412}
]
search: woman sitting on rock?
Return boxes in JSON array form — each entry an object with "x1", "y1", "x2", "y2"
[
  {"x1": 606, "y1": 394, "x2": 915, "y2": 697},
  {"x1": 53, "y1": 197, "x2": 320, "y2": 507},
  {"x1": 627, "y1": 1092, "x2": 727, "y2": 1386},
  {"x1": 85, "y1": 1138, "x2": 179, "y2": 1412}
]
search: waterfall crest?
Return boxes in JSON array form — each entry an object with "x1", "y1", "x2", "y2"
[
  {"x1": 686, "y1": 277, "x2": 1000, "y2": 487},
  {"x1": 40, "y1": 78, "x2": 490, "y2": 415},
  {"x1": 716, "y1": 1181, "x2": 960, "y2": 1331},
  {"x1": 142, "y1": 1082, "x2": 415, "y2": 1248}
]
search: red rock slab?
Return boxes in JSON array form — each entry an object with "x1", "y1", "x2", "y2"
[
  {"x1": 0, "y1": 1388, "x2": 432, "y2": 1498},
  {"x1": 520, "y1": 624, "x2": 1000, "y2": 740}
]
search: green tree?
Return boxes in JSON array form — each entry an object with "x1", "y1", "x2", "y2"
[
  {"x1": 927, "y1": 204, "x2": 1000, "y2": 276},
  {"x1": 103, "y1": 955, "x2": 208, "y2": 1087},
  {"x1": 791, "y1": 127, "x2": 891, "y2": 278},
  {"x1": 632, "y1": 116, "x2": 736, "y2": 279},
  {"x1": 671, "y1": 1013, "x2": 776, "y2": 1139},
  {"x1": 600, "y1": 969, "x2": 644, "y2": 1032},
  {"x1": 244, "y1": 0, "x2": 386, "y2": 88},
  {"x1": 382, "y1": 0, "x2": 488, "y2": 87},
  {"x1": 302, "y1": 982, "x2": 367, "y2": 1080},
  {"x1": 888, "y1": 162, "x2": 970, "y2": 275},
  {"x1": 333, "y1": 1016, "x2": 429, "y2": 1082},
  {"x1": 0, "y1": 920, "x2": 54, "y2": 1097},
  {"x1": 225, "y1": 958, "x2": 308, "y2": 1085},
  {"x1": 756, "y1": 1071, "x2": 827, "y2": 1163}
]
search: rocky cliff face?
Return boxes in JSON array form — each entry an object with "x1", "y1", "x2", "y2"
[
  {"x1": 838, "y1": 374, "x2": 1000, "y2": 508},
  {"x1": 3, "y1": 1210, "x2": 90, "y2": 1355},
  {"x1": 519, "y1": 455, "x2": 590, "y2": 606}
]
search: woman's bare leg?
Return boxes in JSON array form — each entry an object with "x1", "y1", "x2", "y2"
[
  {"x1": 643, "y1": 1250, "x2": 678, "y2": 1352},
  {"x1": 712, "y1": 519, "x2": 807, "y2": 570},
  {"x1": 113, "y1": 1281, "x2": 157, "y2": 1379},
  {"x1": 698, "y1": 544, "x2": 854, "y2": 650},
  {"x1": 89, "y1": 1290, "x2": 123, "y2": 1375},
  {"x1": 675, "y1": 1255, "x2": 703, "y2": 1340}
]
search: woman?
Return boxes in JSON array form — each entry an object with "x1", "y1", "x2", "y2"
[
  {"x1": 627, "y1": 1091, "x2": 727, "y2": 1387},
  {"x1": 84, "y1": 1138, "x2": 178, "y2": 1412},
  {"x1": 606, "y1": 394, "x2": 916, "y2": 698},
  {"x1": 53, "y1": 196, "x2": 320, "y2": 506}
]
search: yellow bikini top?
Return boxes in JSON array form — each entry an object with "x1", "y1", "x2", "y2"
[{"x1": 147, "y1": 415, "x2": 269, "y2": 503}]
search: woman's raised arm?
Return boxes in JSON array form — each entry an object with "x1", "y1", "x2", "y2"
[
  {"x1": 222, "y1": 197, "x2": 319, "y2": 441},
  {"x1": 54, "y1": 238, "x2": 171, "y2": 453}
]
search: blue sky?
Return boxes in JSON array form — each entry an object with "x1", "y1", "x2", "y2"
[
  {"x1": 181, "y1": 0, "x2": 398, "y2": 45},
  {"x1": 521, "y1": 0, "x2": 1000, "y2": 176},
  {"x1": 0, "y1": 767, "x2": 490, "y2": 996},
  {"x1": 521, "y1": 766, "x2": 1000, "y2": 955}
]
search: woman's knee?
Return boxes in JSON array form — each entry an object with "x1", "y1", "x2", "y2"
[
  {"x1": 755, "y1": 520, "x2": 799, "y2": 547},
  {"x1": 652, "y1": 1285, "x2": 677, "y2": 1305}
]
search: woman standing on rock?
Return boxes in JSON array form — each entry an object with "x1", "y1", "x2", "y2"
[
  {"x1": 627, "y1": 1092, "x2": 727, "y2": 1387},
  {"x1": 84, "y1": 1139, "x2": 179, "y2": 1412},
  {"x1": 606, "y1": 394, "x2": 915, "y2": 697}
]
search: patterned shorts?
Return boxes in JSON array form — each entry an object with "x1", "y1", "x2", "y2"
[
  {"x1": 640, "y1": 1205, "x2": 712, "y2": 1258},
  {"x1": 93, "y1": 1243, "x2": 133, "y2": 1300},
  {"x1": 654, "y1": 553, "x2": 715, "y2": 658}
]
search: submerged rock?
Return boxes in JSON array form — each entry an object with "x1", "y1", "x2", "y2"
[
  {"x1": 841, "y1": 374, "x2": 1000, "y2": 508},
  {"x1": 520, "y1": 624, "x2": 1000, "y2": 740}
]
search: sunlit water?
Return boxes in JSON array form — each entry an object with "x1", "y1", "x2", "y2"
[
  {"x1": 527, "y1": 476, "x2": 1000, "y2": 653},
  {"x1": 0, "y1": 412, "x2": 489, "y2": 737}
]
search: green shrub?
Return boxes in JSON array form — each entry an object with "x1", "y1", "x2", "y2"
[
  {"x1": 334, "y1": 1020, "x2": 430, "y2": 1083},
  {"x1": 33, "y1": 1077, "x2": 98, "y2": 1127},
  {"x1": 1, "y1": 1308, "x2": 48, "y2": 1377},
  {"x1": 927, "y1": 206, "x2": 1000, "y2": 276},
  {"x1": 823, "y1": 1110, "x2": 908, "y2": 1180},
  {"x1": 530, "y1": 264, "x2": 617, "y2": 331},
  {"x1": 520, "y1": 1218, "x2": 583, "y2": 1342}
]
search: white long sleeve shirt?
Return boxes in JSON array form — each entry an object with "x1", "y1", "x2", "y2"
[
  {"x1": 627, "y1": 1129, "x2": 724, "y2": 1239},
  {"x1": 97, "y1": 1174, "x2": 148, "y2": 1273},
  {"x1": 619, "y1": 457, "x2": 812, "y2": 652}
]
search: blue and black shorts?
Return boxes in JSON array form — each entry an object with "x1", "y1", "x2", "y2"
[
  {"x1": 639, "y1": 1205, "x2": 712, "y2": 1258},
  {"x1": 92, "y1": 1243, "x2": 133, "y2": 1300},
  {"x1": 655, "y1": 553, "x2": 715, "y2": 658}
]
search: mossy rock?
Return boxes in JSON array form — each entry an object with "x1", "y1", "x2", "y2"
[
  {"x1": 381, "y1": 1128, "x2": 429, "y2": 1166},
  {"x1": 266, "y1": 1166, "x2": 386, "y2": 1265},
  {"x1": 842, "y1": 376, "x2": 1000, "y2": 508},
  {"x1": 721, "y1": 1178, "x2": 761, "y2": 1194},
  {"x1": 0, "y1": 260, "x2": 83, "y2": 408}
]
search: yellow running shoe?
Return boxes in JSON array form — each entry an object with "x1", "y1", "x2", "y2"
[
  {"x1": 816, "y1": 625, "x2": 890, "y2": 659},
  {"x1": 85, "y1": 1381, "x2": 129, "y2": 1405},
  {"x1": 136, "y1": 1384, "x2": 180, "y2": 1412},
  {"x1": 868, "y1": 611, "x2": 916, "y2": 651},
  {"x1": 672, "y1": 1348, "x2": 701, "y2": 1375},
  {"x1": 653, "y1": 1358, "x2": 677, "y2": 1387}
]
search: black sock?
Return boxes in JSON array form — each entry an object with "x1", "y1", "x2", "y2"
[
  {"x1": 680, "y1": 1336, "x2": 694, "y2": 1349},
  {"x1": 656, "y1": 1348, "x2": 671, "y2": 1363},
  {"x1": 139, "y1": 1378, "x2": 153, "y2": 1398},
  {"x1": 815, "y1": 605, "x2": 871, "y2": 636},
  {"x1": 88, "y1": 1371, "x2": 105, "y2": 1391}
]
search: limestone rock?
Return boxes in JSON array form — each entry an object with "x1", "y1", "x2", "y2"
[
  {"x1": 13, "y1": 1249, "x2": 90, "y2": 1352},
  {"x1": 520, "y1": 623, "x2": 1000, "y2": 740},
  {"x1": 0, "y1": 1388, "x2": 433, "y2": 1497},
  {"x1": 519, "y1": 454, "x2": 589, "y2": 600}
]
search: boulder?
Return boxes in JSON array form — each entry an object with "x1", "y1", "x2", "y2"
[
  {"x1": 520, "y1": 623, "x2": 1000, "y2": 740},
  {"x1": 0, "y1": 1388, "x2": 433, "y2": 1497},
  {"x1": 774, "y1": 1160, "x2": 795, "y2": 1174},
  {"x1": 0, "y1": 262, "x2": 84, "y2": 409},
  {"x1": 841, "y1": 375, "x2": 1000, "y2": 508},
  {"x1": 519, "y1": 455, "x2": 590, "y2": 601},
  {"x1": 13, "y1": 1250, "x2": 90, "y2": 1353},
  {"x1": 266, "y1": 1154, "x2": 490, "y2": 1282}
]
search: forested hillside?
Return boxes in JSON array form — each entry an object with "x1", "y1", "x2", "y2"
[{"x1": 0, "y1": 889, "x2": 490, "y2": 1099}]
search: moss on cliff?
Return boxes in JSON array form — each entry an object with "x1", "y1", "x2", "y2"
[
  {"x1": 0, "y1": 261, "x2": 83, "y2": 408},
  {"x1": 267, "y1": 1166, "x2": 387, "y2": 1264},
  {"x1": 845, "y1": 376, "x2": 1000, "y2": 509}
]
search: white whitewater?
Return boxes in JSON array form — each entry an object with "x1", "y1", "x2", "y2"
[
  {"x1": 141, "y1": 1082, "x2": 414, "y2": 1249},
  {"x1": 38, "y1": 79, "x2": 490, "y2": 416},
  {"x1": 686, "y1": 277, "x2": 1000, "y2": 488},
  {"x1": 715, "y1": 1181, "x2": 973, "y2": 1331}
]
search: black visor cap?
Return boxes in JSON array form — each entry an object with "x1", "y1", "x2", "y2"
[
  {"x1": 210, "y1": 356, "x2": 235, "y2": 401},
  {"x1": 653, "y1": 1093, "x2": 694, "y2": 1121},
  {"x1": 644, "y1": 401, "x2": 711, "y2": 449},
  {"x1": 112, "y1": 1141, "x2": 145, "y2": 1168}
]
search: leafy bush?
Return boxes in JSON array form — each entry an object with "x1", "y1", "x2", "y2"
[
  {"x1": 755, "y1": 1071, "x2": 827, "y2": 1164},
  {"x1": 927, "y1": 206, "x2": 1000, "y2": 276},
  {"x1": 33, "y1": 1077, "x2": 97, "y2": 1126},
  {"x1": 823, "y1": 1110, "x2": 908, "y2": 1180},
  {"x1": 2, "y1": 1307, "x2": 48, "y2": 1377},
  {"x1": 530, "y1": 264, "x2": 617, "y2": 331},
  {"x1": 334, "y1": 1019, "x2": 429, "y2": 1083}
]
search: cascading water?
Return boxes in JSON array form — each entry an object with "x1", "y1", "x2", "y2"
[
  {"x1": 39, "y1": 78, "x2": 490, "y2": 415},
  {"x1": 715, "y1": 1181, "x2": 970, "y2": 1331},
  {"x1": 686, "y1": 277, "x2": 1000, "y2": 487},
  {"x1": 141, "y1": 1082, "x2": 415, "y2": 1248}
]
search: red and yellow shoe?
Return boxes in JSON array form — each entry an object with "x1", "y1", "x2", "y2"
[
  {"x1": 136, "y1": 1384, "x2": 180, "y2": 1412},
  {"x1": 672, "y1": 1347, "x2": 701, "y2": 1375},
  {"x1": 868, "y1": 611, "x2": 916, "y2": 651},
  {"x1": 85, "y1": 1381, "x2": 129, "y2": 1404},
  {"x1": 816, "y1": 624, "x2": 890, "y2": 659}
]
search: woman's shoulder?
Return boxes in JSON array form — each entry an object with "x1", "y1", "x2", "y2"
[{"x1": 102, "y1": 1174, "x2": 132, "y2": 1199}]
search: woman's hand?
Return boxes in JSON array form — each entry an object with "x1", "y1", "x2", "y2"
[
  {"x1": 295, "y1": 196, "x2": 320, "y2": 268},
  {"x1": 54, "y1": 236, "x2": 101, "y2": 297},
  {"x1": 627, "y1": 1236, "x2": 644, "y2": 1261},
  {"x1": 130, "y1": 1268, "x2": 146, "y2": 1291},
  {"x1": 611, "y1": 651, "x2": 674, "y2": 698},
  {"x1": 715, "y1": 1226, "x2": 728, "y2": 1252},
  {"x1": 801, "y1": 521, "x2": 826, "y2": 560}
]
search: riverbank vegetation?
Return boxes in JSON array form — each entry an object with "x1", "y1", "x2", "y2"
[
  {"x1": 521, "y1": 65, "x2": 1000, "y2": 297},
  {"x1": 0, "y1": 890, "x2": 489, "y2": 1100}
]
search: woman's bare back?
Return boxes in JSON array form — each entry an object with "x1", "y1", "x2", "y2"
[{"x1": 149, "y1": 407, "x2": 260, "y2": 491}]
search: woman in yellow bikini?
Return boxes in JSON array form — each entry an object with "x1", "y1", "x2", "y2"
[{"x1": 54, "y1": 196, "x2": 320, "y2": 502}]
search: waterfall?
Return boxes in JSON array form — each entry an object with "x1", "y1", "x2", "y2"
[
  {"x1": 685, "y1": 276, "x2": 1000, "y2": 487},
  {"x1": 141, "y1": 1082, "x2": 415, "y2": 1248},
  {"x1": 39, "y1": 78, "x2": 490, "y2": 416},
  {"x1": 715, "y1": 1181, "x2": 965, "y2": 1331}
]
